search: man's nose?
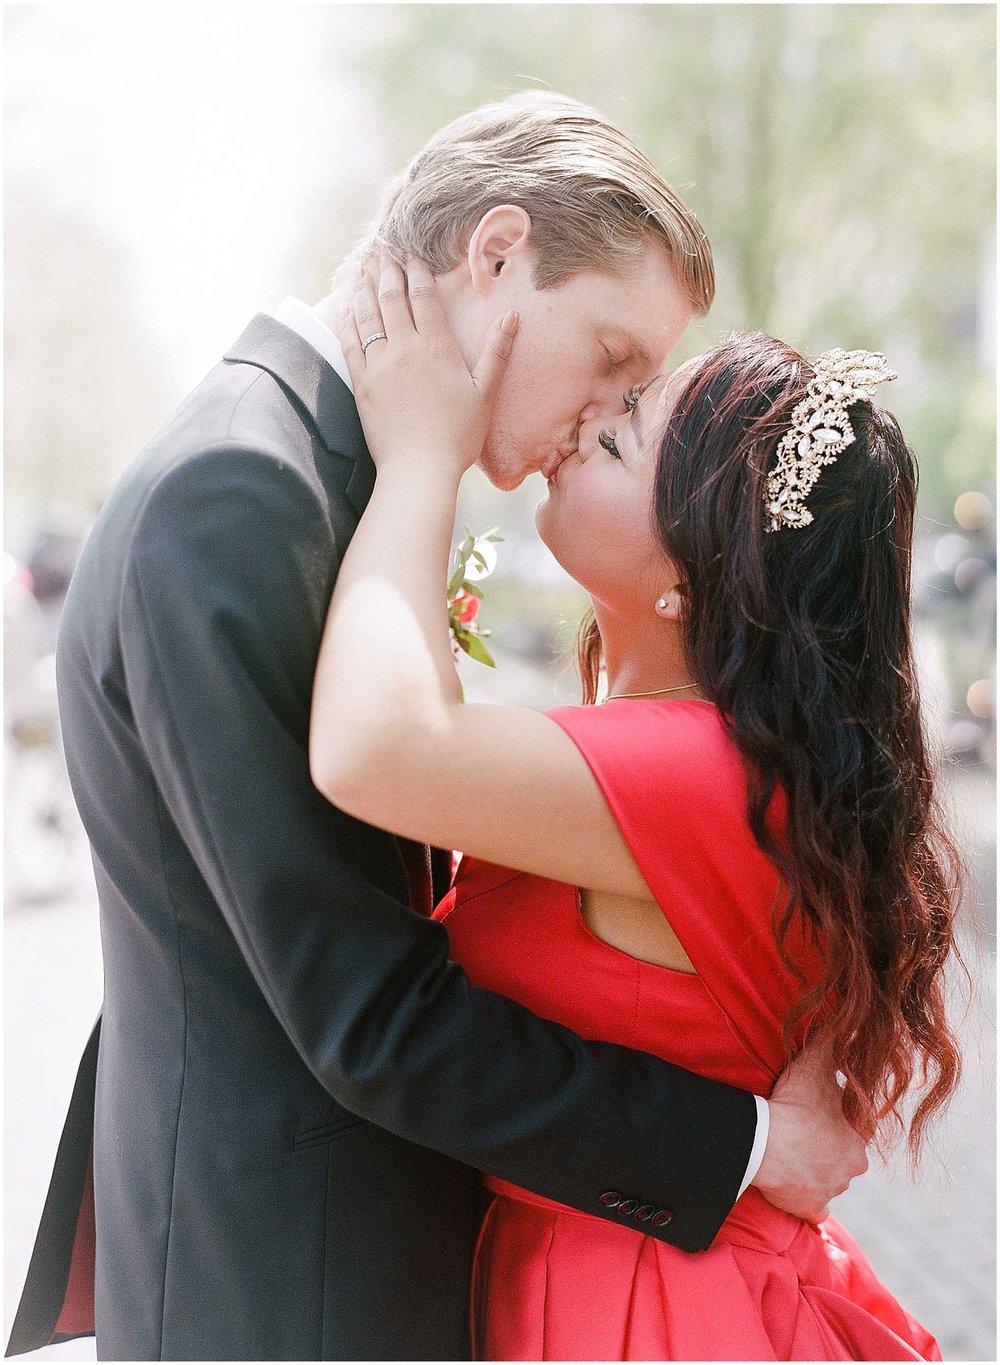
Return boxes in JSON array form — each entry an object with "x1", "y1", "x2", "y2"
[
  {"x1": 576, "y1": 418, "x2": 604, "y2": 459},
  {"x1": 578, "y1": 378, "x2": 633, "y2": 434},
  {"x1": 579, "y1": 390, "x2": 624, "y2": 426}
]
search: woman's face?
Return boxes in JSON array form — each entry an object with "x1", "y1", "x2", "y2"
[{"x1": 535, "y1": 358, "x2": 700, "y2": 613}]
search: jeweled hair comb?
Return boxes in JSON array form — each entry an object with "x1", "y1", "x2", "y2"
[{"x1": 764, "y1": 348, "x2": 898, "y2": 533}]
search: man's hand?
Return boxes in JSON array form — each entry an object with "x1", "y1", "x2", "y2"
[{"x1": 752, "y1": 1038, "x2": 868, "y2": 1223}]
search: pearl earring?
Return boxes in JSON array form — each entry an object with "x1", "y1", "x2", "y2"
[{"x1": 656, "y1": 597, "x2": 668, "y2": 610}]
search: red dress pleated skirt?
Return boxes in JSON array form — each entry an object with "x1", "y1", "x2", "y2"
[{"x1": 471, "y1": 1180, "x2": 940, "y2": 1361}]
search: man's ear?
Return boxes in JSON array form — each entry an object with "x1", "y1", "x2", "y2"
[{"x1": 466, "y1": 205, "x2": 533, "y2": 297}]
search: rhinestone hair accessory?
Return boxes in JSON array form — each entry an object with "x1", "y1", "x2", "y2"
[{"x1": 764, "y1": 348, "x2": 898, "y2": 533}]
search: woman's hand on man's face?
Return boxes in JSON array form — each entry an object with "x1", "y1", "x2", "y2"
[{"x1": 337, "y1": 249, "x2": 519, "y2": 480}]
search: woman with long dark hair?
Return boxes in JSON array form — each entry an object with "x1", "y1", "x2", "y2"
[{"x1": 309, "y1": 257, "x2": 960, "y2": 1360}]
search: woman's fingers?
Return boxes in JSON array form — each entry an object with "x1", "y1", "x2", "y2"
[
  {"x1": 404, "y1": 257, "x2": 448, "y2": 335},
  {"x1": 338, "y1": 299, "x2": 366, "y2": 391},
  {"x1": 471, "y1": 309, "x2": 520, "y2": 402},
  {"x1": 376, "y1": 247, "x2": 415, "y2": 338},
  {"x1": 351, "y1": 266, "x2": 387, "y2": 357}
]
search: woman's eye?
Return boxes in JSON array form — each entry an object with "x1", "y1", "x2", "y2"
[
  {"x1": 598, "y1": 429, "x2": 622, "y2": 460},
  {"x1": 623, "y1": 386, "x2": 643, "y2": 411}
]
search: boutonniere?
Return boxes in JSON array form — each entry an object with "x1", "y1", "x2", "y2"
[{"x1": 447, "y1": 527, "x2": 503, "y2": 696}]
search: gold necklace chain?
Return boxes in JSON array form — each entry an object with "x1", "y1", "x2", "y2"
[{"x1": 601, "y1": 682, "x2": 703, "y2": 703}]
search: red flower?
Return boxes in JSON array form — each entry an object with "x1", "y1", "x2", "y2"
[{"x1": 450, "y1": 590, "x2": 480, "y2": 625}]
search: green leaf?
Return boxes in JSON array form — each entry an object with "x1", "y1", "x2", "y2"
[
  {"x1": 463, "y1": 633, "x2": 496, "y2": 668},
  {"x1": 447, "y1": 566, "x2": 465, "y2": 596},
  {"x1": 471, "y1": 550, "x2": 487, "y2": 569},
  {"x1": 461, "y1": 581, "x2": 484, "y2": 599}
]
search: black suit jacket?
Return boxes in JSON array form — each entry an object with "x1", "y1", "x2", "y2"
[{"x1": 8, "y1": 316, "x2": 757, "y2": 1361}]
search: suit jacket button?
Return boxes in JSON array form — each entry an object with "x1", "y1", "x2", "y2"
[
  {"x1": 618, "y1": 1199, "x2": 639, "y2": 1216},
  {"x1": 599, "y1": 1191, "x2": 623, "y2": 1208},
  {"x1": 634, "y1": 1204, "x2": 656, "y2": 1221},
  {"x1": 650, "y1": 1209, "x2": 674, "y2": 1227}
]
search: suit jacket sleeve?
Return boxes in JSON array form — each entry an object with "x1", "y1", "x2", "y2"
[{"x1": 118, "y1": 442, "x2": 756, "y2": 1252}]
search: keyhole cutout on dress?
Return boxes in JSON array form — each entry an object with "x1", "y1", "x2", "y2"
[{"x1": 577, "y1": 887, "x2": 697, "y2": 975}]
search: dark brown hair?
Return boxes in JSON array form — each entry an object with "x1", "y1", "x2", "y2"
[{"x1": 577, "y1": 333, "x2": 962, "y2": 1156}]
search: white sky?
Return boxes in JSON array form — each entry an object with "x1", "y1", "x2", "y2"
[{"x1": 5, "y1": 4, "x2": 376, "y2": 388}]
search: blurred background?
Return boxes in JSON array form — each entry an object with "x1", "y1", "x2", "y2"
[{"x1": 5, "y1": 4, "x2": 995, "y2": 1359}]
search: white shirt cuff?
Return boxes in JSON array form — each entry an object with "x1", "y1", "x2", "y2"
[{"x1": 737, "y1": 1095, "x2": 769, "y2": 1198}]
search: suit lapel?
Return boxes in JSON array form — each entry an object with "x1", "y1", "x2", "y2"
[
  {"x1": 430, "y1": 846, "x2": 455, "y2": 907},
  {"x1": 344, "y1": 448, "x2": 377, "y2": 517},
  {"x1": 223, "y1": 314, "x2": 376, "y2": 517},
  {"x1": 223, "y1": 315, "x2": 439, "y2": 911}
]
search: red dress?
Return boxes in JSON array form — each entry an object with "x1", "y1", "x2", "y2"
[{"x1": 433, "y1": 700, "x2": 940, "y2": 1362}]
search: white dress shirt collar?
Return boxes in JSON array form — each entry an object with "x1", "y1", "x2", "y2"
[{"x1": 270, "y1": 296, "x2": 354, "y2": 394}]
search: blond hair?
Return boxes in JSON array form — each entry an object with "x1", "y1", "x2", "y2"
[{"x1": 370, "y1": 91, "x2": 714, "y2": 314}]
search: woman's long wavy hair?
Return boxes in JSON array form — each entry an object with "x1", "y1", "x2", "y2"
[{"x1": 576, "y1": 333, "x2": 962, "y2": 1158}]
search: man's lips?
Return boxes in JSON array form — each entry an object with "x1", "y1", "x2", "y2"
[{"x1": 542, "y1": 450, "x2": 574, "y2": 482}]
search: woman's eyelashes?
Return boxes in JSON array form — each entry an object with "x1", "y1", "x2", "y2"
[
  {"x1": 598, "y1": 383, "x2": 648, "y2": 459},
  {"x1": 598, "y1": 429, "x2": 623, "y2": 460}
]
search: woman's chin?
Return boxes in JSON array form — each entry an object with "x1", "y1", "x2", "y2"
[{"x1": 533, "y1": 506, "x2": 571, "y2": 574}]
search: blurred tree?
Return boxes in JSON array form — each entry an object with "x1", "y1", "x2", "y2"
[
  {"x1": 308, "y1": 2, "x2": 994, "y2": 519},
  {"x1": 5, "y1": 179, "x2": 172, "y2": 549}
]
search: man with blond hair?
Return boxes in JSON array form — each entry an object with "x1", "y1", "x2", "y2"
[{"x1": 10, "y1": 93, "x2": 864, "y2": 1362}]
